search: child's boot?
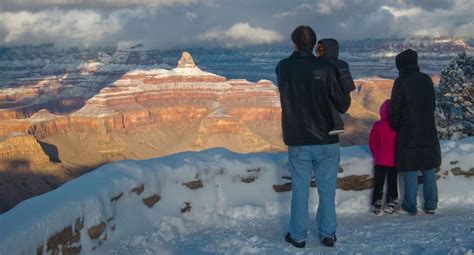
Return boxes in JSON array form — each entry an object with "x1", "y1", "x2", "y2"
[
  {"x1": 384, "y1": 198, "x2": 399, "y2": 214},
  {"x1": 372, "y1": 199, "x2": 383, "y2": 215}
]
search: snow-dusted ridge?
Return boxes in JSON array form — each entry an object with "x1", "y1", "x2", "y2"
[{"x1": 0, "y1": 137, "x2": 473, "y2": 254}]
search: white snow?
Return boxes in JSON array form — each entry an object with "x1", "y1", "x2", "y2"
[
  {"x1": 126, "y1": 66, "x2": 223, "y2": 78},
  {"x1": 0, "y1": 137, "x2": 473, "y2": 254},
  {"x1": 171, "y1": 67, "x2": 222, "y2": 77},
  {"x1": 126, "y1": 69, "x2": 171, "y2": 76}
]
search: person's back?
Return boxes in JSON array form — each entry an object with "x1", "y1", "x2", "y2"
[
  {"x1": 390, "y1": 50, "x2": 440, "y2": 171},
  {"x1": 276, "y1": 26, "x2": 351, "y2": 249},
  {"x1": 390, "y1": 49, "x2": 441, "y2": 215},
  {"x1": 277, "y1": 52, "x2": 350, "y2": 145}
]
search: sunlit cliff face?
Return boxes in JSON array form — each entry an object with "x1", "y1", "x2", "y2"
[{"x1": 0, "y1": 51, "x2": 409, "y2": 214}]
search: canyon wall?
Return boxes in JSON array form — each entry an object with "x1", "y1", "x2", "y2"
[{"x1": 0, "y1": 52, "x2": 394, "y2": 213}]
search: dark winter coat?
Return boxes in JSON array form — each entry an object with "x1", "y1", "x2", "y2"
[
  {"x1": 390, "y1": 49, "x2": 441, "y2": 171},
  {"x1": 317, "y1": 39, "x2": 356, "y2": 94},
  {"x1": 276, "y1": 51, "x2": 351, "y2": 146}
]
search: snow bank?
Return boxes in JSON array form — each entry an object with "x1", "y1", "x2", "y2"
[{"x1": 0, "y1": 138, "x2": 473, "y2": 254}]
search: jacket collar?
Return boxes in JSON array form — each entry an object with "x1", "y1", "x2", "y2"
[{"x1": 291, "y1": 50, "x2": 314, "y2": 58}]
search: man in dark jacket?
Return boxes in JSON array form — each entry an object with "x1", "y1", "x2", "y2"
[
  {"x1": 316, "y1": 38, "x2": 356, "y2": 135},
  {"x1": 276, "y1": 26, "x2": 351, "y2": 248},
  {"x1": 390, "y1": 49, "x2": 441, "y2": 215}
]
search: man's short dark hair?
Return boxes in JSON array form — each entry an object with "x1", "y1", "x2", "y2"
[{"x1": 291, "y1": 26, "x2": 317, "y2": 53}]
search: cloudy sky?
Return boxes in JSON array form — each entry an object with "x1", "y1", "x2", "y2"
[{"x1": 0, "y1": 0, "x2": 472, "y2": 49}]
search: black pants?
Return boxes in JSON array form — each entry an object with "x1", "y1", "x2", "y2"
[
  {"x1": 331, "y1": 105, "x2": 344, "y2": 130},
  {"x1": 371, "y1": 165, "x2": 398, "y2": 204}
]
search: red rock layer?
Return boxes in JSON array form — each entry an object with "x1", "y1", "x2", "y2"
[{"x1": 0, "y1": 52, "x2": 400, "y2": 213}]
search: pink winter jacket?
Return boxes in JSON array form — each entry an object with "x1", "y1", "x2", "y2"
[{"x1": 369, "y1": 100, "x2": 398, "y2": 167}]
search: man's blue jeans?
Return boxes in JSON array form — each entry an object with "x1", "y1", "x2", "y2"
[
  {"x1": 288, "y1": 143, "x2": 340, "y2": 241},
  {"x1": 402, "y1": 169, "x2": 438, "y2": 213}
]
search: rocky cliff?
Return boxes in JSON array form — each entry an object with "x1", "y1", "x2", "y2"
[
  {"x1": 0, "y1": 52, "x2": 398, "y2": 213},
  {"x1": 0, "y1": 134, "x2": 73, "y2": 213}
]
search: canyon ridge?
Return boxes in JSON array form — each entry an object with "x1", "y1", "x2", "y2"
[{"x1": 0, "y1": 52, "x2": 395, "y2": 213}]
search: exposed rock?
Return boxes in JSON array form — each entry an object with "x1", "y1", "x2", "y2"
[
  {"x1": 183, "y1": 179, "x2": 204, "y2": 190},
  {"x1": 272, "y1": 181, "x2": 316, "y2": 191},
  {"x1": 274, "y1": 175, "x2": 374, "y2": 192},
  {"x1": 0, "y1": 134, "x2": 72, "y2": 213},
  {"x1": 451, "y1": 167, "x2": 474, "y2": 177},
  {"x1": 343, "y1": 78, "x2": 394, "y2": 146},
  {"x1": 110, "y1": 192, "x2": 123, "y2": 202},
  {"x1": 87, "y1": 222, "x2": 106, "y2": 239},
  {"x1": 337, "y1": 175, "x2": 374, "y2": 191},
  {"x1": 181, "y1": 202, "x2": 192, "y2": 213},
  {"x1": 0, "y1": 52, "x2": 400, "y2": 213},
  {"x1": 0, "y1": 135, "x2": 52, "y2": 167},
  {"x1": 130, "y1": 184, "x2": 145, "y2": 195},
  {"x1": 37, "y1": 245, "x2": 43, "y2": 255},
  {"x1": 177, "y1": 52, "x2": 196, "y2": 68},
  {"x1": 74, "y1": 218, "x2": 84, "y2": 233},
  {"x1": 247, "y1": 167, "x2": 261, "y2": 173},
  {"x1": 241, "y1": 176, "x2": 257, "y2": 183},
  {"x1": 62, "y1": 246, "x2": 81, "y2": 255},
  {"x1": 273, "y1": 182, "x2": 291, "y2": 192},
  {"x1": 107, "y1": 217, "x2": 114, "y2": 222},
  {"x1": 142, "y1": 194, "x2": 161, "y2": 208},
  {"x1": 46, "y1": 225, "x2": 81, "y2": 255}
]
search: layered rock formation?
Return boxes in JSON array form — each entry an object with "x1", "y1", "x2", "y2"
[
  {"x1": 0, "y1": 51, "x2": 399, "y2": 213},
  {"x1": 0, "y1": 52, "x2": 283, "y2": 212},
  {"x1": 342, "y1": 78, "x2": 394, "y2": 145},
  {"x1": 0, "y1": 134, "x2": 73, "y2": 213}
]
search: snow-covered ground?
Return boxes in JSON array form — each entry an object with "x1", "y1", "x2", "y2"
[
  {"x1": 0, "y1": 137, "x2": 473, "y2": 254},
  {"x1": 101, "y1": 205, "x2": 474, "y2": 254}
]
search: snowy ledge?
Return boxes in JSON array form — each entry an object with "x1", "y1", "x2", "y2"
[{"x1": 0, "y1": 137, "x2": 473, "y2": 254}]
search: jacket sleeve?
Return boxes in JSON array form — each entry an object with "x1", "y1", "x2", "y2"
[
  {"x1": 275, "y1": 61, "x2": 288, "y2": 90},
  {"x1": 369, "y1": 125, "x2": 377, "y2": 156},
  {"x1": 328, "y1": 66, "x2": 351, "y2": 113},
  {"x1": 390, "y1": 79, "x2": 402, "y2": 131},
  {"x1": 337, "y1": 60, "x2": 356, "y2": 94},
  {"x1": 275, "y1": 63, "x2": 281, "y2": 88}
]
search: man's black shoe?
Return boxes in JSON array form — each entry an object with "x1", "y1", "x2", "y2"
[
  {"x1": 285, "y1": 233, "x2": 305, "y2": 248},
  {"x1": 321, "y1": 236, "x2": 336, "y2": 247}
]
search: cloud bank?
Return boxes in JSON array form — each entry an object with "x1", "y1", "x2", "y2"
[
  {"x1": 198, "y1": 23, "x2": 283, "y2": 47},
  {"x1": 0, "y1": 0, "x2": 472, "y2": 48}
]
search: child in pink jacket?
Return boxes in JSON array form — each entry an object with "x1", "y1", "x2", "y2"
[{"x1": 369, "y1": 99, "x2": 398, "y2": 214}]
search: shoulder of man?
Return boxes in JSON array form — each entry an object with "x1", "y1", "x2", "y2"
[{"x1": 276, "y1": 56, "x2": 293, "y2": 70}]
